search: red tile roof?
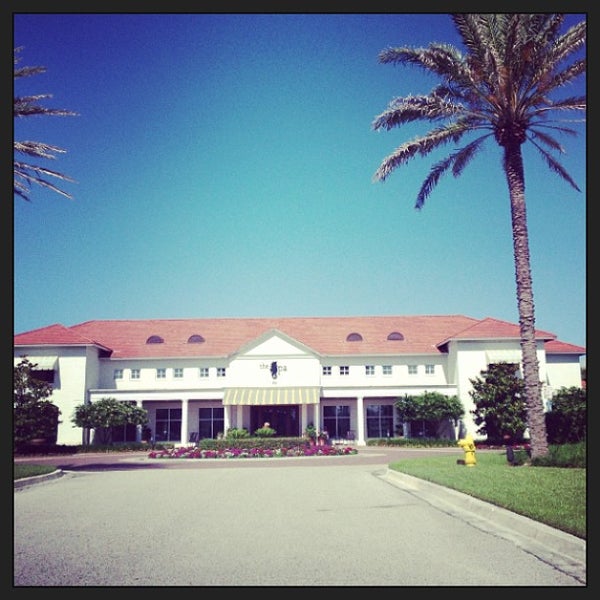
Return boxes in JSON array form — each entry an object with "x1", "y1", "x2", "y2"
[
  {"x1": 438, "y1": 317, "x2": 556, "y2": 344},
  {"x1": 13, "y1": 323, "x2": 110, "y2": 349},
  {"x1": 14, "y1": 315, "x2": 584, "y2": 359},
  {"x1": 545, "y1": 339, "x2": 586, "y2": 355}
]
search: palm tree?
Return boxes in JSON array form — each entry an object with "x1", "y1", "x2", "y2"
[
  {"x1": 14, "y1": 47, "x2": 78, "y2": 201},
  {"x1": 372, "y1": 14, "x2": 585, "y2": 459}
]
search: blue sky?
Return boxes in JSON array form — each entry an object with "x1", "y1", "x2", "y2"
[{"x1": 13, "y1": 13, "x2": 586, "y2": 351}]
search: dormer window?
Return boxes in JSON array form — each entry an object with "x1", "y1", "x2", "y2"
[
  {"x1": 187, "y1": 334, "x2": 205, "y2": 343},
  {"x1": 387, "y1": 331, "x2": 404, "y2": 341},
  {"x1": 146, "y1": 335, "x2": 164, "y2": 344},
  {"x1": 346, "y1": 332, "x2": 363, "y2": 342}
]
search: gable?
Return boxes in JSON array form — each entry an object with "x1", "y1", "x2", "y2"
[{"x1": 238, "y1": 331, "x2": 315, "y2": 357}]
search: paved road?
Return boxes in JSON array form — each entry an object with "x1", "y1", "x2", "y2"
[{"x1": 14, "y1": 447, "x2": 586, "y2": 586}]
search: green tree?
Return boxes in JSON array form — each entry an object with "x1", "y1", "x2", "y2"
[
  {"x1": 72, "y1": 397, "x2": 149, "y2": 445},
  {"x1": 469, "y1": 362, "x2": 528, "y2": 444},
  {"x1": 545, "y1": 386, "x2": 586, "y2": 444},
  {"x1": 372, "y1": 14, "x2": 585, "y2": 459},
  {"x1": 14, "y1": 46, "x2": 78, "y2": 201},
  {"x1": 395, "y1": 391, "x2": 464, "y2": 437},
  {"x1": 14, "y1": 357, "x2": 61, "y2": 447}
]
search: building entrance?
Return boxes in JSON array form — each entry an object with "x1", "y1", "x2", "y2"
[{"x1": 251, "y1": 406, "x2": 299, "y2": 437}]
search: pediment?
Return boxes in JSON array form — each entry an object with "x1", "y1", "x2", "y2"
[{"x1": 234, "y1": 329, "x2": 317, "y2": 358}]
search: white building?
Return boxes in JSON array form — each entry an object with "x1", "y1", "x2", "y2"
[{"x1": 13, "y1": 315, "x2": 585, "y2": 446}]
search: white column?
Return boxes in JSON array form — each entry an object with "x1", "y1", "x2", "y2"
[
  {"x1": 301, "y1": 404, "x2": 308, "y2": 434},
  {"x1": 237, "y1": 405, "x2": 243, "y2": 431},
  {"x1": 357, "y1": 396, "x2": 366, "y2": 446},
  {"x1": 181, "y1": 398, "x2": 189, "y2": 445},
  {"x1": 224, "y1": 404, "x2": 231, "y2": 434},
  {"x1": 136, "y1": 400, "x2": 143, "y2": 442}
]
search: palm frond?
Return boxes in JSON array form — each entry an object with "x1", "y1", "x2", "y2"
[
  {"x1": 548, "y1": 20, "x2": 586, "y2": 67},
  {"x1": 373, "y1": 121, "x2": 471, "y2": 182},
  {"x1": 14, "y1": 140, "x2": 68, "y2": 160},
  {"x1": 379, "y1": 44, "x2": 467, "y2": 82},
  {"x1": 14, "y1": 161, "x2": 76, "y2": 201},
  {"x1": 372, "y1": 95, "x2": 463, "y2": 131},
  {"x1": 416, "y1": 155, "x2": 454, "y2": 209},
  {"x1": 535, "y1": 59, "x2": 586, "y2": 96},
  {"x1": 14, "y1": 65, "x2": 46, "y2": 78},
  {"x1": 451, "y1": 135, "x2": 490, "y2": 177},
  {"x1": 14, "y1": 47, "x2": 77, "y2": 201},
  {"x1": 528, "y1": 129, "x2": 565, "y2": 153},
  {"x1": 14, "y1": 95, "x2": 78, "y2": 118},
  {"x1": 529, "y1": 139, "x2": 581, "y2": 192},
  {"x1": 415, "y1": 133, "x2": 491, "y2": 209}
]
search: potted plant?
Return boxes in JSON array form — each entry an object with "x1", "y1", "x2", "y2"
[
  {"x1": 254, "y1": 422, "x2": 276, "y2": 437},
  {"x1": 304, "y1": 423, "x2": 317, "y2": 445},
  {"x1": 317, "y1": 430, "x2": 329, "y2": 446}
]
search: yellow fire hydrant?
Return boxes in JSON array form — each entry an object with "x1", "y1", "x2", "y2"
[{"x1": 457, "y1": 434, "x2": 477, "y2": 467}]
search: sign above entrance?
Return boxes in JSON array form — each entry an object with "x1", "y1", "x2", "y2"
[{"x1": 260, "y1": 361, "x2": 287, "y2": 379}]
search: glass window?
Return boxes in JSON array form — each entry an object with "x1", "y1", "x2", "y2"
[
  {"x1": 217, "y1": 367, "x2": 226, "y2": 377},
  {"x1": 387, "y1": 331, "x2": 404, "y2": 341},
  {"x1": 173, "y1": 368, "x2": 184, "y2": 378},
  {"x1": 188, "y1": 334, "x2": 205, "y2": 343},
  {"x1": 382, "y1": 365, "x2": 392, "y2": 375},
  {"x1": 339, "y1": 366, "x2": 349, "y2": 376},
  {"x1": 156, "y1": 368, "x2": 166, "y2": 379},
  {"x1": 408, "y1": 365, "x2": 418, "y2": 375},
  {"x1": 31, "y1": 369, "x2": 54, "y2": 384},
  {"x1": 146, "y1": 335, "x2": 164, "y2": 344},
  {"x1": 366, "y1": 404, "x2": 394, "y2": 438},
  {"x1": 130, "y1": 369, "x2": 140, "y2": 380},
  {"x1": 155, "y1": 408, "x2": 182, "y2": 442},
  {"x1": 365, "y1": 365, "x2": 375, "y2": 376},
  {"x1": 114, "y1": 369, "x2": 123, "y2": 380},
  {"x1": 346, "y1": 332, "x2": 363, "y2": 341},
  {"x1": 323, "y1": 405, "x2": 351, "y2": 439},
  {"x1": 425, "y1": 364, "x2": 435, "y2": 375},
  {"x1": 322, "y1": 366, "x2": 332, "y2": 376},
  {"x1": 198, "y1": 407, "x2": 224, "y2": 440},
  {"x1": 199, "y1": 367, "x2": 209, "y2": 378}
]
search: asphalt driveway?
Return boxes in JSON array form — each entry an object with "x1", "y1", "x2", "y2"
[{"x1": 14, "y1": 446, "x2": 585, "y2": 586}]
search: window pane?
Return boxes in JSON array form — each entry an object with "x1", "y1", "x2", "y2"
[
  {"x1": 198, "y1": 407, "x2": 224, "y2": 439},
  {"x1": 323, "y1": 405, "x2": 350, "y2": 438}
]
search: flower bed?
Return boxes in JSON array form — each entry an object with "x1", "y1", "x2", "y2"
[{"x1": 148, "y1": 444, "x2": 358, "y2": 459}]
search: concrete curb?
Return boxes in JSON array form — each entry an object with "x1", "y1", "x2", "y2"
[
  {"x1": 381, "y1": 469, "x2": 586, "y2": 585},
  {"x1": 14, "y1": 469, "x2": 64, "y2": 489}
]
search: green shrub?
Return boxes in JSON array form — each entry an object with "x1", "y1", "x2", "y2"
[
  {"x1": 225, "y1": 427, "x2": 250, "y2": 439},
  {"x1": 367, "y1": 437, "x2": 456, "y2": 448},
  {"x1": 199, "y1": 436, "x2": 305, "y2": 451},
  {"x1": 253, "y1": 425, "x2": 277, "y2": 437},
  {"x1": 545, "y1": 386, "x2": 586, "y2": 444},
  {"x1": 531, "y1": 441, "x2": 586, "y2": 468}
]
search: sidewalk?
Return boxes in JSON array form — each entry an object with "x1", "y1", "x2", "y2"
[{"x1": 381, "y1": 469, "x2": 586, "y2": 584}]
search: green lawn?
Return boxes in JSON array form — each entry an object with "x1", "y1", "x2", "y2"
[
  {"x1": 388, "y1": 451, "x2": 586, "y2": 539},
  {"x1": 14, "y1": 464, "x2": 58, "y2": 480}
]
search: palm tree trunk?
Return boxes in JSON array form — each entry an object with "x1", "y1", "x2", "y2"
[{"x1": 503, "y1": 143, "x2": 549, "y2": 459}]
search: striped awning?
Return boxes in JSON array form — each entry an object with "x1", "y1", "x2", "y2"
[
  {"x1": 14, "y1": 356, "x2": 58, "y2": 370},
  {"x1": 223, "y1": 387, "x2": 320, "y2": 406}
]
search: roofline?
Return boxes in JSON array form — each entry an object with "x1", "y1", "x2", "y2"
[{"x1": 14, "y1": 341, "x2": 113, "y2": 352}]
